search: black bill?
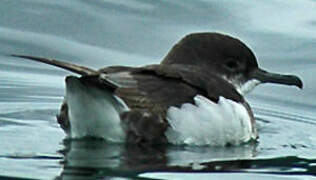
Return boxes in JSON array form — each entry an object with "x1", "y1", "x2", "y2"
[{"x1": 251, "y1": 68, "x2": 303, "y2": 89}]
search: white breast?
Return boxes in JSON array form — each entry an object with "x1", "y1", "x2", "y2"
[{"x1": 165, "y1": 95, "x2": 257, "y2": 146}]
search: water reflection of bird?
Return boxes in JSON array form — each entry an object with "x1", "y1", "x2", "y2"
[
  {"x1": 58, "y1": 139, "x2": 256, "y2": 179},
  {"x1": 13, "y1": 32, "x2": 303, "y2": 146}
]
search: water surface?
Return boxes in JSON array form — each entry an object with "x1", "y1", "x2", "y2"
[{"x1": 1, "y1": 0, "x2": 316, "y2": 179}]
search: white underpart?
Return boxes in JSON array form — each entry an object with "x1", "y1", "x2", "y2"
[
  {"x1": 221, "y1": 75, "x2": 261, "y2": 95},
  {"x1": 236, "y1": 79, "x2": 261, "y2": 95},
  {"x1": 65, "y1": 77, "x2": 128, "y2": 142},
  {"x1": 165, "y1": 95, "x2": 256, "y2": 146}
]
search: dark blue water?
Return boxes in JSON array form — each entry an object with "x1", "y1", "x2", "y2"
[{"x1": 1, "y1": 1, "x2": 316, "y2": 179}]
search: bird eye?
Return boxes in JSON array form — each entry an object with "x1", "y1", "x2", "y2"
[{"x1": 225, "y1": 61, "x2": 238, "y2": 69}]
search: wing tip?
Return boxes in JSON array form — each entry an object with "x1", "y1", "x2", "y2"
[
  {"x1": 11, "y1": 54, "x2": 97, "y2": 76},
  {"x1": 11, "y1": 54, "x2": 121, "y2": 90}
]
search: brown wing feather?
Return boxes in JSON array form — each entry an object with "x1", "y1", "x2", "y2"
[
  {"x1": 139, "y1": 64, "x2": 243, "y2": 103},
  {"x1": 83, "y1": 64, "x2": 243, "y2": 115},
  {"x1": 98, "y1": 68, "x2": 202, "y2": 116},
  {"x1": 12, "y1": 55, "x2": 97, "y2": 76}
]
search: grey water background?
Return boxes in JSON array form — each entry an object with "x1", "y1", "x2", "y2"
[{"x1": 0, "y1": 0, "x2": 316, "y2": 179}]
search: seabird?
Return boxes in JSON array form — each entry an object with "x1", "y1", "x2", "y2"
[{"x1": 12, "y1": 32, "x2": 303, "y2": 146}]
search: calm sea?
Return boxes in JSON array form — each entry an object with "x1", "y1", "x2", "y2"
[{"x1": 0, "y1": 1, "x2": 316, "y2": 179}]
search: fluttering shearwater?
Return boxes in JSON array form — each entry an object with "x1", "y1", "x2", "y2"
[{"x1": 12, "y1": 32, "x2": 303, "y2": 146}]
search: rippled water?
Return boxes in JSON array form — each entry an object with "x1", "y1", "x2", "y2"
[{"x1": 1, "y1": 1, "x2": 316, "y2": 179}]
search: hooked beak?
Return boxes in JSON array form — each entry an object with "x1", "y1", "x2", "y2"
[{"x1": 251, "y1": 68, "x2": 303, "y2": 89}]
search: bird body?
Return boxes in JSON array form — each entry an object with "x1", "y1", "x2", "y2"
[{"x1": 13, "y1": 32, "x2": 302, "y2": 146}]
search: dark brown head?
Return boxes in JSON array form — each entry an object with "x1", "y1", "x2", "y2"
[{"x1": 162, "y1": 32, "x2": 302, "y2": 95}]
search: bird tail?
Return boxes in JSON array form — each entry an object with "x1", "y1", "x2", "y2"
[{"x1": 12, "y1": 54, "x2": 127, "y2": 141}]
